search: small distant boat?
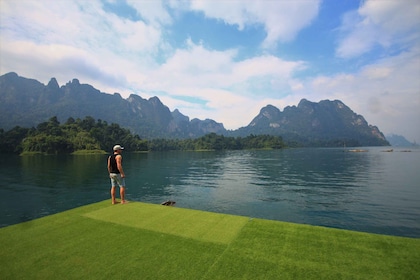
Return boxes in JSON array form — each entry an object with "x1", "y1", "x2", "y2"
[
  {"x1": 382, "y1": 149, "x2": 393, "y2": 152},
  {"x1": 347, "y1": 149, "x2": 368, "y2": 152}
]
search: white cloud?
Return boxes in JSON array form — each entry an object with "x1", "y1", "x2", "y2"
[
  {"x1": 128, "y1": 0, "x2": 172, "y2": 26},
  {"x1": 128, "y1": 39, "x2": 306, "y2": 129},
  {"x1": 0, "y1": 0, "x2": 166, "y2": 92},
  {"x1": 336, "y1": 0, "x2": 420, "y2": 58},
  {"x1": 0, "y1": 0, "x2": 165, "y2": 56},
  {"x1": 362, "y1": 66, "x2": 392, "y2": 80},
  {"x1": 189, "y1": 0, "x2": 321, "y2": 48},
  {"x1": 141, "y1": 40, "x2": 304, "y2": 93},
  {"x1": 359, "y1": 0, "x2": 420, "y2": 35}
]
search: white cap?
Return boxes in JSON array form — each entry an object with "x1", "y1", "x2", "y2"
[{"x1": 113, "y1": 145, "x2": 124, "y2": 151}]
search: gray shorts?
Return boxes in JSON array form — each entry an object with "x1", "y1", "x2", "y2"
[{"x1": 110, "y1": 173, "x2": 125, "y2": 188}]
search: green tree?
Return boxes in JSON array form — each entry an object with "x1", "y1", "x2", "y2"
[
  {"x1": 0, "y1": 126, "x2": 29, "y2": 153},
  {"x1": 22, "y1": 133, "x2": 73, "y2": 154}
]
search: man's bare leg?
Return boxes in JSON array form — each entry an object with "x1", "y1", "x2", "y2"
[
  {"x1": 111, "y1": 186, "x2": 116, "y2": 204},
  {"x1": 120, "y1": 187, "x2": 126, "y2": 203}
]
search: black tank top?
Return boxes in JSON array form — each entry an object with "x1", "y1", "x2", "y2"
[{"x1": 109, "y1": 154, "x2": 120, "y2": 173}]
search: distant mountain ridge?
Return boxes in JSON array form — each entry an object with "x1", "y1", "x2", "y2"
[
  {"x1": 0, "y1": 72, "x2": 225, "y2": 139},
  {"x1": 233, "y1": 99, "x2": 389, "y2": 146},
  {"x1": 0, "y1": 72, "x2": 389, "y2": 146},
  {"x1": 386, "y1": 134, "x2": 417, "y2": 147}
]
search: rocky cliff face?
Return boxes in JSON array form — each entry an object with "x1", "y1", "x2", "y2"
[{"x1": 234, "y1": 99, "x2": 389, "y2": 146}]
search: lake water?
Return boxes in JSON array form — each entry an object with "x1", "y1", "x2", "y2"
[{"x1": 1, "y1": 147, "x2": 419, "y2": 238}]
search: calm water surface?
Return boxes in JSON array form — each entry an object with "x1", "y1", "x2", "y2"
[{"x1": 1, "y1": 147, "x2": 419, "y2": 237}]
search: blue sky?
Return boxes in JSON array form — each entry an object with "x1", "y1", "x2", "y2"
[{"x1": 1, "y1": 0, "x2": 419, "y2": 142}]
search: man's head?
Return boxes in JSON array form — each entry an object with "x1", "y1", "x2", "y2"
[{"x1": 113, "y1": 145, "x2": 124, "y2": 153}]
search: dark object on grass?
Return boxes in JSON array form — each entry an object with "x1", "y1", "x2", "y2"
[{"x1": 161, "y1": 200, "x2": 176, "y2": 206}]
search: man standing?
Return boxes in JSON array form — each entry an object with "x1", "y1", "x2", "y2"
[{"x1": 108, "y1": 144, "x2": 126, "y2": 204}]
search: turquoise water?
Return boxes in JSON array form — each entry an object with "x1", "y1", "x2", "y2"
[{"x1": 1, "y1": 147, "x2": 419, "y2": 237}]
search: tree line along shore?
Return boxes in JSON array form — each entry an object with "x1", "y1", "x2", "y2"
[{"x1": 0, "y1": 116, "x2": 286, "y2": 155}]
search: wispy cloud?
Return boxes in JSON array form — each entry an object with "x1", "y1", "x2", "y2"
[
  {"x1": 189, "y1": 0, "x2": 321, "y2": 48},
  {"x1": 336, "y1": 0, "x2": 420, "y2": 58}
]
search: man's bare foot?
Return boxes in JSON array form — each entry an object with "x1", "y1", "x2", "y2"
[
  {"x1": 121, "y1": 200, "x2": 128, "y2": 204},
  {"x1": 112, "y1": 200, "x2": 117, "y2": 205}
]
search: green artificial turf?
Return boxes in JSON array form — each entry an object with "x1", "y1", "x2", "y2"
[
  {"x1": 0, "y1": 200, "x2": 419, "y2": 279},
  {"x1": 84, "y1": 202, "x2": 249, "y2": 244}
]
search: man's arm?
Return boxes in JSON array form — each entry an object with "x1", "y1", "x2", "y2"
[
  {"x1": 107, "y1": 156, "x2": 111, "y2": 173},
  {"x1": 116, "y1": 155, "x2": 125, "y2": 178}
]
